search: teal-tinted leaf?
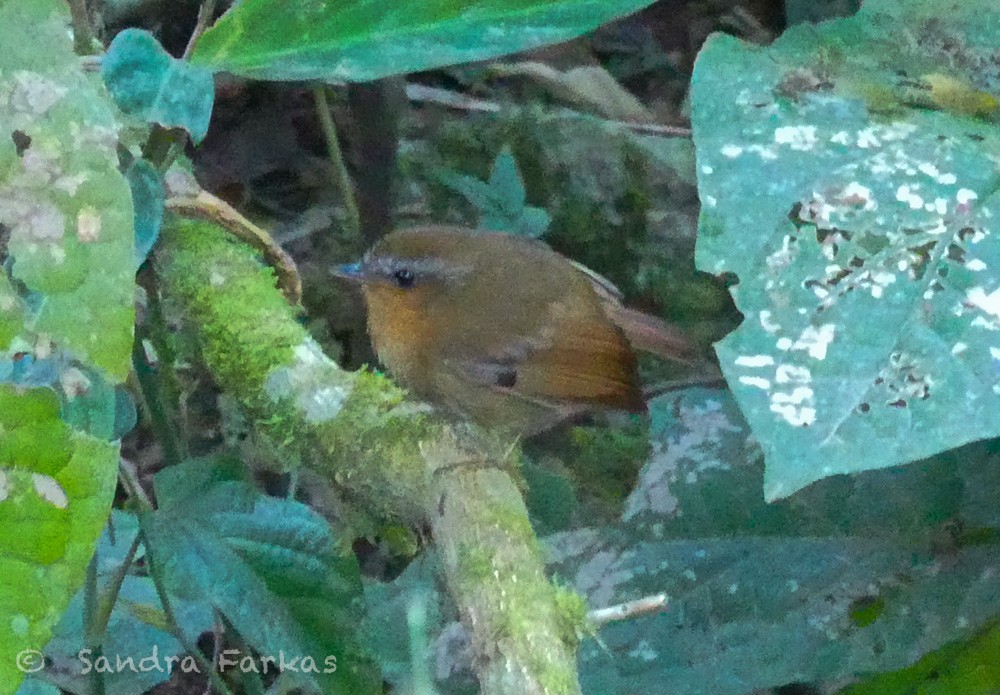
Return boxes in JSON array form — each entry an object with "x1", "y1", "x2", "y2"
[
  {"x1": 487, "y1": 145, "x2": 526, "y2": 214},
  {"x1": 361, "y1": 556, "x2": 445, "y2": 690},
  {"x1": 0, "y1": 0, "x2": 135, "y2": 380},
  {"x1": 13, "y1": 680, "x2": 59, "y2": 695},
  {"x1": 0, "y1": 354, "x2": 61, "y2": 388},
  {"x1": 436, "y1": 170, "x2": 495, "y2": 208},
  {"x1": 691, "y1": 0, "x2": 1000, "y2": 500},
  {"x1": 190, "y1": 0, "x2": 660, "y2": 82},
  {"x1": 511, "y1": 205, "x2": 551, "y2": 238},
  {"x1": 142, "y1": 457, "x2": 381, "y2": 694},
  {"x1": 578, "y1": 387, "x2": 1000, "y2": 694},
  {"x1": 102, "y1": 29, "x2": 214, "y2": 143},
  {"x1": 113, "y1": 386, "x2": 137, "y2": 440},
  {"x1": 631, "y1": 389, "x2": 995, "y2": 540},
  {"x1": 59, "y1": 366, "x2": 116, "y2": 441},
  {"x1": 441, "y1": 146, "x2": 550, "y2": 237},
  {"x1": 566, "y1": 536, "x2": 1000, "y2": 695},
  {"x1": 126, "y1": 159, "x2": 164, "y2": 267}
]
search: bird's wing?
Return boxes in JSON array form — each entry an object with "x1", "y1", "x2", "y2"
[
  {"x1": 443, "y1": 310, "x2": 645, "y2": 413},
  {"x1": 568, "y1": 260, "x2": 695, "y2": 365}
]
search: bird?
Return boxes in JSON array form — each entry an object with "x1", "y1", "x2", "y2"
[{"x1": 334, "y1": 225, "x2": 695, "y2": 435}]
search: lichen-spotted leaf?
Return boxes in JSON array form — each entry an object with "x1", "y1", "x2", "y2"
[{"x1": 692, "y1": 0, "x2": 1000, "y2": 499}]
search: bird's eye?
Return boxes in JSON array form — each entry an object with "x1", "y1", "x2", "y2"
[{"x1": 393, "y1": 268, "x2": 415, "y2": 288}]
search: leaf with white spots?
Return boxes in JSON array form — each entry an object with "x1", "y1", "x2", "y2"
[
  {"x1": 0, "y1": 0, "x2": 135, "y2": 380},
  {"x1": 692, "y1": 0, "x2": 1000, "y2": 499},
  {"x1": 0, "y1": 387, "x2": 117, "y2": 693}
]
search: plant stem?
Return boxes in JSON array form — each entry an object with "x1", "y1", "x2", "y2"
[
  {"x1": 313, "y1": 85, "x2": 361, "y2": 236},
  {"x1": 183, "y1": 0, "x2": 218, "y2": 59},
  {"x1": 132, "y1": 337, "x2": 185, "y2": 468},
  {"x1": 82, "y1": 552, "x2": 107, "y2": 695},
  {"x1": 119, "y1": 459, "x2": 154, "y2": 512},
  {"x1": 145, "y1": 530, "x2": 236, "y2": 695},
  {"x1": 94, "y1": 528, "x2": 144, "y2": 636},
  {"x1": 65, "y1": 0, "x2": 96, "y2": 55}
]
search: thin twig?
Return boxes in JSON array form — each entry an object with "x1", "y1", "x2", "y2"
[
  {"x1": 405, "y1": 83, "x2": 693, "y2": 138},
  {"x1": 642, "y1": 373, "x2": 728, "y2": 399},
  {"x1": 119, "y1": 458, "x2": 154, "y2": 511},
  {"x1": 183, "y1": 0, "x2": 218, "y2": 60},
  {"x1": 93, "y1": 530, "x2": 143, "y2": 636},
  {"x1": 588, "y1": 592, "x2": 669, "y2": 628},
  {"x1": 164, "y1": 170, "x2": 303, "y2": 305},
  {"x1": 132, "y1": 336, "x2": 185, "y2": 468},
  {"x1": 313, "y1": 85, "x2": 361, "y2": 236},
  {"x1": 65, "y1": 0, "x2": 96, "y2": 55}
]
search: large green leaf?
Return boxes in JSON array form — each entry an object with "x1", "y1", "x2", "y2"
[
  {"x1": 0, "y1": 0, "x2": 135, "y2": 380},
  {"x1": 0, "y1": 387, "x2": 117, "y2": 695},
  {"x1": 691, "y1": 0, "x2": 1000, "y2": 499},
  {"x1": 140, "y1": 457, "x2": 381, "y2": 694},
  {"x1": 190, "y1": 0, "x2": 660, "y2": 82}
]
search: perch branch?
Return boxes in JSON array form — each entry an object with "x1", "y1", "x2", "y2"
[{"x1": 154, "y1": 216, "x2": 583, "y2": 695}]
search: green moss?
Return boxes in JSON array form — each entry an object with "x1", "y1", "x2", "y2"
[
  {"x1": 849, "y1": 594, "x2": 886, "y2": 627},
  {"x1": 499, "y1": 580, "x2": 581, "y2": 695},
  {"x1": 563, "y1": 418, "x2": 650, "y2": 510},
  {"x1": 552, "y1": 583, "x2": 589, "y2": 648},
  {"x1": 455, "y1": 545, "x2": 496, "y2": 588}
]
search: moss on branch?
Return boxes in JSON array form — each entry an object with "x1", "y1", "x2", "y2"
[{"x1": 154, "y1": 216, "x2": 583, "y2": 695}]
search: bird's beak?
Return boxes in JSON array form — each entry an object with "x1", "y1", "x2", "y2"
[{"x1": 331, "y1": 262, "x2": 366, "y2": 282}]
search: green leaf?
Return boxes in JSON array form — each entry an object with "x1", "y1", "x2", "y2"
[
  {"x1": 0, "y1": 274, "x2": 25, "y2": 350},
  {"x1": 141, "y1": 457, "x2": 381, "y2": 694},
  {"x1": 102, "y1": 29, "x2": 215, "y2": 143},
  {"x1": 691, "y1": 0, "x2": 1000, "y2": 500},
  {"x1": 0, "y1": 386, "x2": 117, "y2": 695},
  {"x1": 190, "y1": 0, "x2": 660, "y2": 82},
  {"x1": 837, "y1": 617, "x2": 1000, "y2": 695},
  {"x1": 0, "y1": 0, "x2": 135, "y2": 380}
]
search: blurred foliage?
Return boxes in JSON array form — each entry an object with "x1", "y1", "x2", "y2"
[{"x1": 0, "y1": 1, "x2": 132, "y2": 690}]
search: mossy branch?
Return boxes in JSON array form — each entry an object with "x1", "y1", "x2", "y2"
[{"x1": 154, "y1": 216, "x2": 582, "y2": 695}]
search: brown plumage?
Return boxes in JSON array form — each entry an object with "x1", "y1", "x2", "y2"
[{"x1": 335, "y1": 226, "x2": 694, "y2": 435}]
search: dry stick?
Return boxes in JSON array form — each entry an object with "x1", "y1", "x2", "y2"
[
  {"x1": 588, "y1": 592, "x2": 670, "y2": 628},
  {"x1": 404, "y1": 83, "x2": 694, "y2": 138},
  {"x1": 164, "y1": 169, "x2": 302, "y2": 305}
]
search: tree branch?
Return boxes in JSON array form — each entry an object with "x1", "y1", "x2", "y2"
[{"x1": 154, "y1": 215, "x2": 583, "y2": 695}]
